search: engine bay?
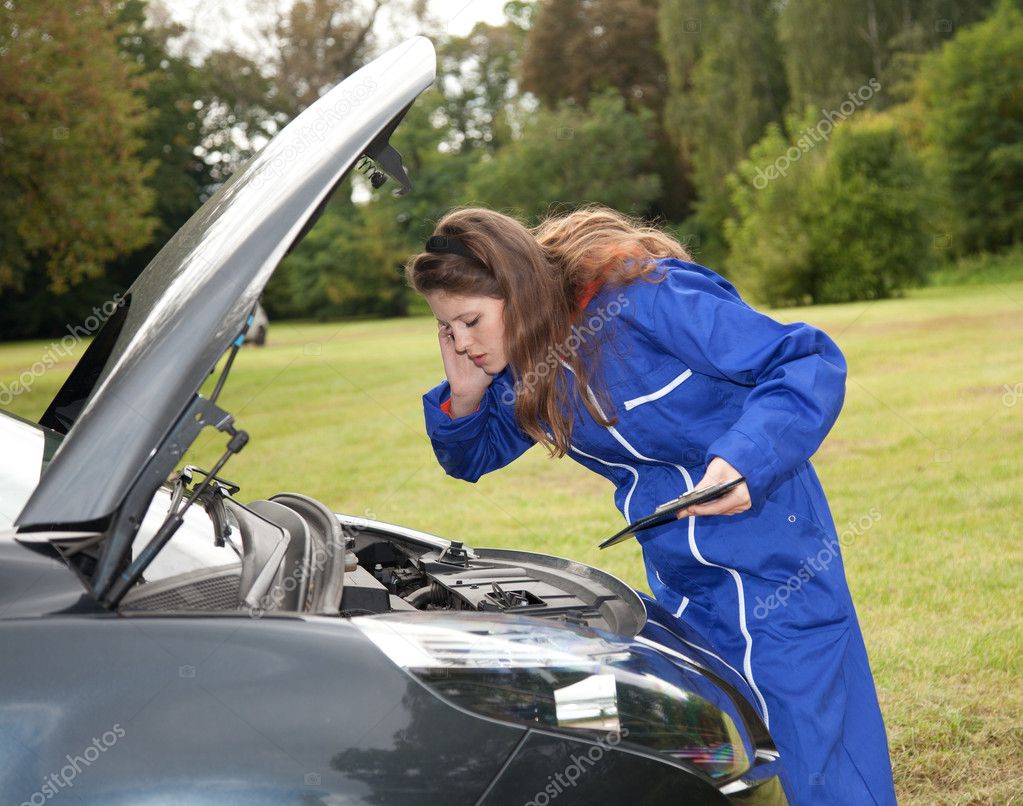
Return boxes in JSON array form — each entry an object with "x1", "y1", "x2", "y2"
[{"x1": 116, "y1": 492, "x2": 645, "y2": 638}]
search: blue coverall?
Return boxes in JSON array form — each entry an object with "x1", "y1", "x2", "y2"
[{"x1": 422, "y1": 257, "x2": 897, "y2": 805}]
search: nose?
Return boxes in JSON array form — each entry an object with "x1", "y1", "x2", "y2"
[{"x1": 451, "y1": 325, "x2": 473, "y2": 354}]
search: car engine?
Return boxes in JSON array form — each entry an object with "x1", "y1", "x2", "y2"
[{"x1": 118, "y1": 492, "x2": 645, "y2": 638}]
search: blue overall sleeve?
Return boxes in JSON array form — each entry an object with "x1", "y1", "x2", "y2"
[
  {"x1": 632, "y1": 263, "x2": 847, "y2": 507},
  {"x1": 423, "y1": 370, "x2": 536, "y2": 482}
]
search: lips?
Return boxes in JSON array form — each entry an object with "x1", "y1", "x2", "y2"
[{"x1": 470, "y1": 354, "x2": 487, "y2": 367}]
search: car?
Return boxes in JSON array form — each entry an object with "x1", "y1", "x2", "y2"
[
  {"x1": 242, "y1": 302, "x2": 269, "y2": 346},
  {"x1": 0, "y1": 36, "x2": 788, "y2": 805}
]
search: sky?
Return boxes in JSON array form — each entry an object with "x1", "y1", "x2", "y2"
[{"x1": 161, "y1": 0, "x2": 510, "y2": 53}]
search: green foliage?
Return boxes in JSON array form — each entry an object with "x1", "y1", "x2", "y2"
[
  {"x1": 435, "y1": 22, "x2": 521, "y2": 153},
  {"x1": 0, "y1": 1, "x2": 220, "y2": 340},
  {"x1": 521, "y1": 0, "x2": 665, "y2": 110},
  {"x1": 195, "y1": 48, "x2": 281, "y2": 186},
  {"x1": 659, "y1": 0, "x2": 788, "y2": 238},
  {"x1": 776, "y1": 0, "x2": 997, "y2": 114},
  {"x1": 463, "y1": 91, "x2": 662, "y2": 221},
  {"x1": 0, "y1": 0, "x2": 156, "y2": 295},
  {"x1": 662, "y1": 0, "x2": 1000, "y2": 264},
  {"x1": 519, "y1": 0, "x2": 689, "y2": 220},
  {"x1": 912, "y1": 0, "x2": 1023, "y2": 253},
  {"x1": 724, "y1": 119, "x2": 820, "y2": 305},
  {"x1": 265, "y1": 90, "x2": 482, "y2": 319},
  {"x1": 265, "y1": 196, "x2": 407, "y2": 320},
  {"x1": 1, "y1": 0, "x2": 1016, "y2": 335},
  {"x1": 811, "y1": 118, "x2": 933, "y2": 301},
  {"x1": 117, "y1": 1, "x2": 211, "y2": 242},
  {"x1": 927, "y1": 245, "x2": 1023, "y2": 287},
  {"x1": 726, "y1": 112, "x2": 932, "y2": 305}
]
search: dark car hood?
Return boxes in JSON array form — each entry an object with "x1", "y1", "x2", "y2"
[{"x1": 17, "y1": 37, "x2": 435, "y2": 534}]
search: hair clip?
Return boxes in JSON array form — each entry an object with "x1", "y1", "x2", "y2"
[{"x1": 425, "y1": 235, "x2": 478, "y2": 261}]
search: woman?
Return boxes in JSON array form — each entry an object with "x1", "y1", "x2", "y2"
[{"x1": 405, "y1": 204, "x2": 896, "y2": 805}]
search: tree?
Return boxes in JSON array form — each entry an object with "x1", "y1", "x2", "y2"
[
  {"x1": 0, "y1": 1, "x2": 239, "y2": 340},
  {"x1": 725, "y1": 111, "x2": 931, "y2": 306},
  {"x1": 659, "y1": 0, "x2": 788, "y2": 264},
  {"x1": 724, "y1": 120, "x2": 819, "y2": 306},
  {"x1": 0, "y1": 1, "x2": 156, "y2": 295},
  {"x1": 195, "y1": 47, "x2": 281, "y2": 185},
  {"x1": 435, "y1": 21, "x2": 523, "y2": 154},
  {"x1": 268, "y1": 0, "x2": 389, "y2": 119},
  {"x1": 809, "y1": 117, "x2": 933, "y2": 302},
  {"x1": 521, "y1": 0, "x2": 666, "y2": 110},
  {"x1": 117, "y1": 1, "x2": 213, "y2": 253},
  {"x1": 520, "y1": 0, "x2": 693, "y2": 221},
  {"x1": 463, "y1": 90, "x2": 662, "y2": 222},
  {"x1": 911, "y1": 0, "x2": 1023, "y2": 253},
  {"x1": 777, "y1": 0, "x2": 998, "y2": 114}
]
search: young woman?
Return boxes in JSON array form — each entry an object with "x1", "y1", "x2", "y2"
[{"x1": 405, "y1": 204, "x2": 896, "y2": 805}]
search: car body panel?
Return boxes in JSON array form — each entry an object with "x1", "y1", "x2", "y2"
[{"x1": 0, "y1": 615, "x2": 526, "y2": 805}]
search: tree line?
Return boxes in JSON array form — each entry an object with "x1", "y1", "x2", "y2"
[{"x1": 1, "y1": 0, "x2": 1020, "y2": 337}]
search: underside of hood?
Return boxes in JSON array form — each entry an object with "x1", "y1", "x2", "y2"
[{"x1": 17, "y1": 37, "x2": 436, "y2": 532}]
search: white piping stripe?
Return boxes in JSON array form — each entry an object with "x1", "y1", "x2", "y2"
[
  {"x1": 673, "y1": 596, "x2": 690, "y2": 618},
  {"x1": 682, "y1": 511, "x2": 770, "y2": 727},
  {"x1": 565, "y1": 363, "x2": 771, "y2": 728},
  {"x1": 623, "y1": 369, "x2": 692, "y2": 410},
  {"x1": 567, "y1": 443, "x2": 639, "y2": 523}
]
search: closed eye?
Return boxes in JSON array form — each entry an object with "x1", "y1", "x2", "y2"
[{"x1": 465, "y1": 316, "x2": 481, "y2": 328}]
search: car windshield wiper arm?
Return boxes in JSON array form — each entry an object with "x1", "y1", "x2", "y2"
[
  {"x1": 101, "y1": 420, "x2": 248, "y2": 608},
  {"x1": 169, "y1": 466, "x2": 239, "y2": 548}
]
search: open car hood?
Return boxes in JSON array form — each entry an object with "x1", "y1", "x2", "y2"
[{"x1": 16, "y1": 37, "x2": 436, "y2": 541}]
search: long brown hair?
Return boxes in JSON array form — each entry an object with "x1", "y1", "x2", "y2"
[{"x1": 405, "y1": 204, "x2": 691, "y2": 457}]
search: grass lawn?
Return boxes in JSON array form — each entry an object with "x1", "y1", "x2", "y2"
[{"x1": 2, "y1": 274, "x2": 1021, "y2": 804}]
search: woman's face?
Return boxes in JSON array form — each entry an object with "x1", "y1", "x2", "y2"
[{"x1": 425, "y1": 291, "x2": 507, "y2": 374}]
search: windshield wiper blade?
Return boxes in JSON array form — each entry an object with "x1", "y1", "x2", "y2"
[{"x1": 169, "y1": 466, "x2": 238, "y2": 547}]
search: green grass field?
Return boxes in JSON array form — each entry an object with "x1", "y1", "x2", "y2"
[{"x1": 2, "y1": 273, "x2": 1021, "y2": 804}]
